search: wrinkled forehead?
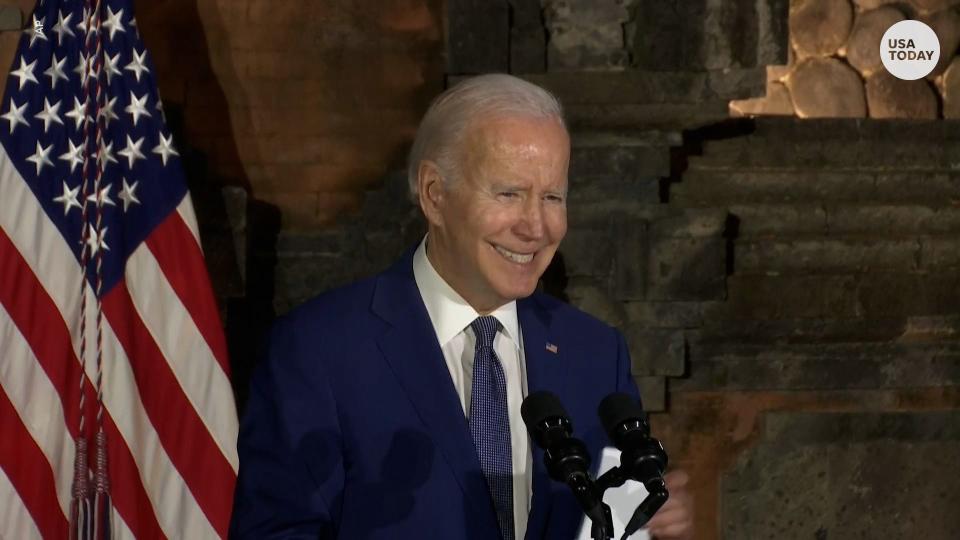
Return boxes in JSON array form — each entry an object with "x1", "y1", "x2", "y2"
[{"x1": 462, "y1": 114, "x2": 570, "y2": 167}]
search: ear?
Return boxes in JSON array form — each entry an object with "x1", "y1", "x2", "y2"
[{"x1": 417, "y1": 160, "x2": 447, "y2": 228}]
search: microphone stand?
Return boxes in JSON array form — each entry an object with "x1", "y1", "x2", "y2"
[
  {"x1": 594, "y1": 447, "x2": 670, "y2": 540},
  {"x1": 542, "y1": 437, "x2": 615, "y2": 539},
  {"x1": 590, "y1": 505, "x2": 615, "y2": 540},
  {"x1": 595, "y1": 394, "x2": 672, "y2": 540},
  {"x1": 569, "y1": 473, "x2": 614, "y2": 540}
]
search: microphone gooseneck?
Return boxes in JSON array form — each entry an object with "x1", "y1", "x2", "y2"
[
  {"x1": 522, "y1": 391, "x2": 613, "y2": 540},
  {"x1": 597, "y1": 393, "x2": 670, "y2": 540}
]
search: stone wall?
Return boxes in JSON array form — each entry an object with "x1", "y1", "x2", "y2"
[
  {"x1": 137, "y1": 0, "x2": 444, "y2": 231},
  {"x1": 449, "y1": 0, "x2": 789, "y2": 74},
  {"x1": 732, "y1": 0, "x2": 960, "y2": 118},
  {"x1": 662, "y1": 119, "x2": 960, "y2": 536}
]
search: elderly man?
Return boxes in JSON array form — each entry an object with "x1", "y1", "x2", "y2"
[{"x1": 231, "y1": 74, "x2": 693, "y2": 539}]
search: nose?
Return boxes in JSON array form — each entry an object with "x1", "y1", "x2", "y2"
[{"x1": 516, "y1": 197, "x2": 545, "y2": 240}]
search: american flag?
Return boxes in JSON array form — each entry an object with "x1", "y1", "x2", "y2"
[{"x1": 0, "y1": 0, "x2": 238, "y2": 538}]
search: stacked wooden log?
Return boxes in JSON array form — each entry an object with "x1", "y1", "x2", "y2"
[{"x1": 731, "y1": 0, "x2": 960, "y2": 118}]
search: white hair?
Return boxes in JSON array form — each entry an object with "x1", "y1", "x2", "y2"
[{"x1": 407, "y1": 73, "x2": 565, "y2": 201}]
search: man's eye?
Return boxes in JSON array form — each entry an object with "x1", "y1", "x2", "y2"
[
  {"x1": 545, "y1": 194, "x2": 565, "y2": 203},
  {"x1": 499, "y1": 191, "x2": 518, "y2": 198}
]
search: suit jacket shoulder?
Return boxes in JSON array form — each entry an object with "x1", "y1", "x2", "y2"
[
  {"x1": 527, "y1": 290, "x2": 619, "y2": 335},
  {"x1": 274, "y1": 275, "x2": 379, "y2": 340}
]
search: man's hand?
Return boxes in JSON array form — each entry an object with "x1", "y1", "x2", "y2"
[{"x1": 645, "y1": 470, "x2": 694, "y2": 539}]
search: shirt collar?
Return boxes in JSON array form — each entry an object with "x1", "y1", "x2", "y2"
[{"x1": 413, "y1": 236, "x2": 521, "y2": 349}]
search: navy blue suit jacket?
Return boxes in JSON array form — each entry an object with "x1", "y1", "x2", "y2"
[{"x1": 230, "y1": 249, "x2": 641, "y2": 539}]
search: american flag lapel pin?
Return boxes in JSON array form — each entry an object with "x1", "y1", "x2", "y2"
[{"x1": 545, "y1": 342, "x2": 558, "y2": 354}]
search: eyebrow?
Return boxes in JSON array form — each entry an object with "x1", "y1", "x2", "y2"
[
  {"x1": 490, "y1": 182, "x2": 567, "y2": 193},
  {"x1": 490, "y1": 183, "x2": 526, "y2": 192}
]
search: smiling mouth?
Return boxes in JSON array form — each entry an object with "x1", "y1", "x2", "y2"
[{"x1": 493, "y1": 244, "x2": 535, "y2": 264}]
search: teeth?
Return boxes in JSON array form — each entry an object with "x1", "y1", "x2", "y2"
[{"x1": 494, "y1": 245, "x2": 534, "y2": 264}]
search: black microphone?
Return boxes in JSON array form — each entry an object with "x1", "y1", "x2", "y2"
[
  {"x1": 598, "y1": 393, "x2": 669, "y2": 539},
  {"x1": 522, "y1": 391, "x2": 613, "y2": 539}
]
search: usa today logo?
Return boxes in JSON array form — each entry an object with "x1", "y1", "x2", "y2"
[{"x1": 880, "y1": 20, "x2": 940, "y2": 80}]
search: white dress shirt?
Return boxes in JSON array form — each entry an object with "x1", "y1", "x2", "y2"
[{"x1": 412, "y1": 237, "x2": 532, "y2": 539}]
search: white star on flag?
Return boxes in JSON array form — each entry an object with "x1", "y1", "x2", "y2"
[
  {"x1": 103, "y1": 52, "x2": 122, "y2": 85},
  {"x1": 59, "y1": 138, "x2": 85, "y2": 173},
  {"x1": 125, "y1": 91, "x2": 151, "y2": 126},
  {"x1": 153, "y1": 132, "x2": 179, "y2": 166},
  {"x1": 65, "y1": 96, "x2": 88, "y2": 131},
  {"x1": 156, "y1": 97, "x2": 166, "y2": 122},
  {"x1": 118, "y1": 178, "x2": 140, "y2": 212},
  {"x1": 74, "y1": 51, "x2": 89, "y2": 85},
  {"x1": 44, "y1": 53, "x2": 69, "y2": 89},
  {"x1": 10, "y1": 57, "x2": 38, "y2": 90},
  {"x1": 34, "y1": 98, "x2": 64, "y2": 133},
  {"x1": 52, "y1": 10, "x2": 75, "y2": 44},
  {"x1": 26, "y1": 141, "x2": 53, "y2": 175},
  {"x1": 118, "y1": 135, "x2": 145, "y2": 169},
  {"x1": 76, "y1": 6, "x2": 91, "y2": 36},
  {"x1": 102, "y1": 7, "x2": 125, "y2": 41},
  {"x1": 86, "y1": 184, "x2": 116, "y2": 208},
  {"x1": 97, "y1": 140, "x2": 119, "y2": 169},
  {"x1": 27, "y1": 15, "x2": 47, "y2": 47},
  {"x1": 99, "y1": 95, "x2": 119, "y2": 127},
  {"x1": 84, "y1": 224, "x2": 109, "y2": 255},
  {"x1": 52, "y1": 180, "x2": 81, "y2": 215},
  {"x1": 125, "y1": 49, "x2": 150, "y2": 82},
  {"x1": 1, "y1": 98, "x2": 29, "y2": 134}
]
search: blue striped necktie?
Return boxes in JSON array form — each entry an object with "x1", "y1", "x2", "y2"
[{"x1": 468, "y1": 316, "x2": 514, "y2": 540}]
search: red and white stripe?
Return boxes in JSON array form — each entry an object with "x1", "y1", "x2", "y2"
[{"x1": 0, "y1": 140, "x2": 237, "y2": 538}]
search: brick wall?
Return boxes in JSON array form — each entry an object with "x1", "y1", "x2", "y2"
[{"x1": 0, "y1": 0, "x2": 445, "y2": 231}]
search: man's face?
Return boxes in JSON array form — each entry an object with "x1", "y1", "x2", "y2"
[{"x1": 423, "y1": 115, "x2": 569, "y2": 313}]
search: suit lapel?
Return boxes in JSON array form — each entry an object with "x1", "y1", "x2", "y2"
[
  {"x1": 518, "y1": 294, "x2": 569, "y2": 539},
  {"x1": 371, "y1": 251, "x2": 500, "y2": 536}
]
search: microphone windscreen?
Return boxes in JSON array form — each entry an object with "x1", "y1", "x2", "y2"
[
  {"x1": 521, "y1": 391, "x2": 568, "y2": 428},
  {"x1": 598, "y1": 392, "x2": 645, "y2": 435}
]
